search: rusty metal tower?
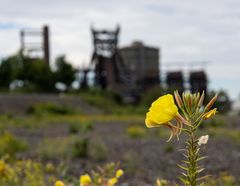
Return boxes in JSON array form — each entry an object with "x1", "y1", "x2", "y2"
[
  {"x1": 20, "y1": 25, "x2": 50, "y2": 65},
  {"x1": 91, "y1": 26, "x2": 129, "y2": 90}
]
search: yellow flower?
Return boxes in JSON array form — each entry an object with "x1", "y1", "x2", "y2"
[
  {"x1": 108, "y1": 177, "x2": 118, "y2": 186},
  {"x1": 116, "y1": 169, "x2": 124, "y2": 178},
  {"x1": 202, "y1": 108, "x2": 217, "y2": 120},
  {"x1": 55, "y1": 180, "x2": 65, "y2": 186},
  {"x1": 80, "y1": 174, "x2": 92, "y2": 186},
  {"x1": 145, "y1": 94, "x2": 178, "y2": 128},
  {"x1": 0, "y1": 160, "x2": 13, "y2": 180}
]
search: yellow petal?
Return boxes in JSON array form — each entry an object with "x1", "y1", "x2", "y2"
[
  {"x1": 55, "y1": 181, "x2": 65, "y2": 186},
  {"x1": 145, "y1": 94, "x2": 178, "y2": 127},
  {"x1": 108, "y1": 178, "x2": 118, "y2": 186},
  {"x1": 80, "y1": 174, "x2": 92, "y2": 186},
  {"x1": 116, "y1": 169, "x2": 124, "y2": 178}
]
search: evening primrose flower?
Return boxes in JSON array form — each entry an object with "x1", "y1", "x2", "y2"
[
  {"x1": 80, "y1": 174, "x2": 92, "y2": 186},
  {"x1": 116, "y1": 169, "x2": 124, "y2": 178},
  {"x1": 202, "y1": 108, "x2": 217, "y2": 120},
  {"x1": 107, "y1": 177, "x2": 118, "y2": 186},
  {"x1": 145, "y1": 94, "x2": 178, "y2": 128},
  {"x1": 55, "y1": 180, "x2": 65, "y2": 186}
]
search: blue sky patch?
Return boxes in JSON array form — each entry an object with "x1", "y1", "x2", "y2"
[{"x1": 0, "y1": 23, "x2": 21, "y2": 30}]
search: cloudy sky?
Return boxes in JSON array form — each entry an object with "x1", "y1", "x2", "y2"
[{"x1": 0, "y1": 0, "x2": 240, "y2": 99}]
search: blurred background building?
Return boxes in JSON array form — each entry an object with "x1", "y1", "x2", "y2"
[
  {"x1": 119, "y1": 41, "x2": 160, "y2": 92},
  {"x1": 189, "y1": 71, "x2": 207, "y2": 93},
  {"x1": 166, "y1": 71, "x2": 184, "y2": 93}
]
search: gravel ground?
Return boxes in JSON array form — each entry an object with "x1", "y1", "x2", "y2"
[{"x1": 9, "y1": 121, "x2": 240, "y2": 186}]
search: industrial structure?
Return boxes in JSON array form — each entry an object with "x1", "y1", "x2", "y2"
[
  {"x1": 166, "y1": 71, "x2": 184, "y2": 93},
  {"x1": 189, "y1": 71, "x2": 207, "y2": 93},
  {"x1": 90, "y1": 26, "x2": 130, "y2": 95},
  {"x1": 165, "y1": 70, "x2": 207, "y2": 94},
  {"x1": 119, "y1": 41, "x2": 160, "y2": 91},
  {"x1": 20, "y1": 25, "x2": 50, "y2": 65},
  {"x1": 90, "y1": 26, "x2": 207, "y2": 98}
]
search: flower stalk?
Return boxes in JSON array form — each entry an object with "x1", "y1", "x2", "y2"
[
  {"x1": 145, "y1": 91, "x2": 218, "y2": 186},
  {"x1": 179, "y1": 127, "x2": 201, "y2": 186}
]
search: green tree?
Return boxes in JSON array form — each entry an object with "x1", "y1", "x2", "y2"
[
  {"x1": 54, "y1": 55, "x2": 75, "y2": 91},
  {"x1": 0, "y1": 54, "x2": 22, "y2": 88},
  {"x1": 18, "y1": 57, "x2": 55, "y2": 92}
]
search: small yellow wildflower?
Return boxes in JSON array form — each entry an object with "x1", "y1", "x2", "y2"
[
  {"x1": 80, "y1": 174, "x2": 92, "y2": 186},
  {"x1": 55, "y1": 180, "x2": 65, "y2": 186},
  {"x1": 116, "y1": 169, "x2": 124, "y2": 178},
  {"x1": 107, "y1": 177, "x2": 118, "y2": 186},
  {"x1": 145, "y1": 94, "x2": 178, "y2": 128},
  {"x1": 0, "y1": 160, "x2": 12, "y2": 179},
  {"x1": 202, "y1": 108, "x2": 217, "y2": 120}
]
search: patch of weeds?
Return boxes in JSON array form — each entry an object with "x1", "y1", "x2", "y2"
[
  {"x1": 37, "y1": 137, "x2": 72, "y2": 160},
  {"x1": 126, "y1": 125, "x2": 146, "y2": 139},
  {"x1": 69, "y1": 122, "x2": 80, "y2": 134},
  {"x1": 72, "y1": 137, "x2": 89, "y2": 158},
  {"x1": 89, "y1": 140, "x2": 108, "y2": 161},
  {"x1": 68, "y1": 121, "x2": 93, "y2": 135},
  {"x1": 27, "y1": 102, "x2": 76, "y2": 115},
  {"x1": 0, "y1": 132, "x2": 28, "y2": 157},
  {"x1": 81, "y1": 121, "x2": 93, "y2": 132}
]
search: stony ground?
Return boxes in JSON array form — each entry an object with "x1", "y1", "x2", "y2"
[{"x1": 7, "y1": 119, "x2": 240, "y2": 185}]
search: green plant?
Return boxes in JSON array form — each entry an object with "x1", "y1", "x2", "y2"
[
  {"x1": 0, "y1": 158, "x2": 56, "y2": 186},
  {"x1": 0, "y1": 132, "x2": 28, "y2": 157},
  {"x1": 37, "y1": 137, "x2": 71, "y2": 160},
  {"x1": 81, "y1": 121, "x2": 93, "y2": 132},
  {"x1": 145, "y1": 91, "x2": 218, "y2": 186},
  {"x1": 72, "y1": 137, "x2": 89, "y2": 158},
  {"x1": 69, "y1": 122, "x2": 80, "y2": 134},
  {"x1": 27, "y1": 102, "x2": 75, "y2": 115}
]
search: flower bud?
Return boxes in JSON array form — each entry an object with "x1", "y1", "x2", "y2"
[
  {"x1": 202, "y1": 108, "x2": 217, "y2": 120},
  {"x1": 174, "y1": 90, "x2": 183, "y2": 108},
  {"x1": 197, "y1": 91, "x2": 205, "y2": 108},
  {"x1": 205, "y1": 94, "x2": 218, "y2": 111}
]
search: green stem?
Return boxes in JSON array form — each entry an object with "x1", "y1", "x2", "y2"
[{"x1": 186, "y1": 130, "x2": 198, "y2": 186}]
